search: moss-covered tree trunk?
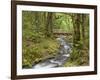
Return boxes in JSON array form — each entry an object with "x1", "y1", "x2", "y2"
[{"x1": 72, "y1": 14, "x2": 81, "y2": 47}]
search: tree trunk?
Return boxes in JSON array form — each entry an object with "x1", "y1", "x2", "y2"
[
  {"x1": 82, "y1": 14, "x2": 86, "y2": 43},
  {"x1": 45, "y1": 12, "x2": 53, "y2": 37},
  {"x1": 72, "y1": 14, "x2": 81, "y2": 47}
]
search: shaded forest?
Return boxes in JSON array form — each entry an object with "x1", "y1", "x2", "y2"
[{"x1": 22, "y1": 11, "x2": 89, "y2": 68}]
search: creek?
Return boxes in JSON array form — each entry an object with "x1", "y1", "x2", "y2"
[{"x1": 32, "y1": 36, "x2": 72, "y2": 69}]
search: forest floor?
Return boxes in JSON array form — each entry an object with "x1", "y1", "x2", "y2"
[
  {"x1": 22, "y1": 37, "x2": 60, "y2": 68},
  {"x1": 22, "y1": 36, "x2": 89, "y2": 68}
]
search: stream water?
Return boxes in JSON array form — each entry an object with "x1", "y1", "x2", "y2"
[{"x1": 32, "y1": 36, "x2": 72, "y2": 69}]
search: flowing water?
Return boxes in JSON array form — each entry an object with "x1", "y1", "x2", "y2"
[{"x1": 32, "y1": 36, "x2": 72, "y2": 69}]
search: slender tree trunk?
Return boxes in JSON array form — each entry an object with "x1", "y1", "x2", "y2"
[
  {"x1": 72, "y1": 14, "x2": 81, "y2": 47},
  {"x1": 45, "y1": 12, "x2": 53, "y2": 37},
  {"x1": 82, "y1": 14, "x2": 86, "y2": 43},
  {"x1": 76, "y1": 14, "x2": 80, "y2": 41}
]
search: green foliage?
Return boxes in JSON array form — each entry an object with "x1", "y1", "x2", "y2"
[
  {"x1": 64, "y1": 43, "x2": 89, "y2": 67},
  {"x1": 22, "y1": 11, "x2": 89, "y2": 68},
  {"x1": 63, "y1": 61, "x2": 77, "y2": 67},
  {"x1": 22, "y1": 38, "x2": 59, "y2": 68},
  {"x1": 54, "y1": 13, "x2": 73, "y2": 32}
]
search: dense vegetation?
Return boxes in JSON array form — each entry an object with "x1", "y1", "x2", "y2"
[{"x1": 22, "y1": 11, "x2": 89, "y2": 68}]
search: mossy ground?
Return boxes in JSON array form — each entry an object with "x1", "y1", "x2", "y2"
[{"x1": 22, "y1": 38, "x2": 60, "y2": 68}]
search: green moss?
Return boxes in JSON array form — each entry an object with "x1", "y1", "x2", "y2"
[
  {"x1": 22, "y1": 38, "x2": 59, "y2": 68},
  {"x1": 63, "y1": 61, "x2": 77, "y2": 67}
]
